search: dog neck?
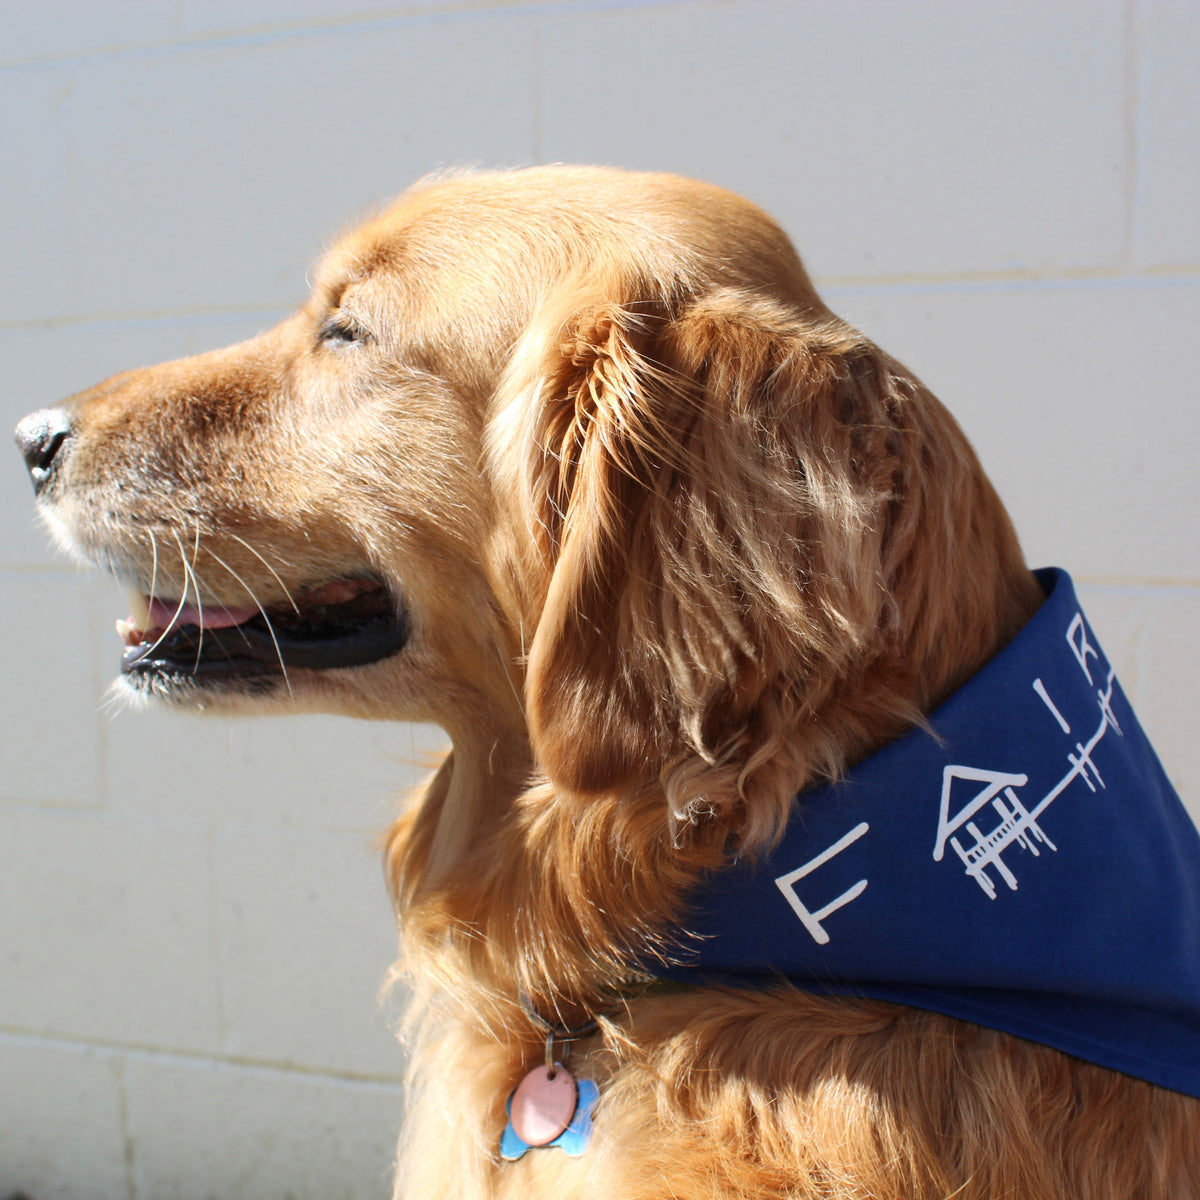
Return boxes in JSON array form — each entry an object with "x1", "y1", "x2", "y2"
[{"x1": 388, "y1": 555, "x2": 1046, "y2": 1027}]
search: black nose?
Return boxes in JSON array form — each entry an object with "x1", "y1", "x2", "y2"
[{"x1": 14, "y1": 408, "x2": 73, "y2": 493}]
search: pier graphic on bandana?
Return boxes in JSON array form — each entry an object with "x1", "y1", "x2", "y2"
[
  {"x1": 668, "y1": 571, "x2": 1200, "y2": 1099},
  {"x1": 932, "y1": 613, "x2": 1125, "y2": 899},
  {"x1": 932, "y1": 767, "x2": 1052, "y2": 899},
  {"x1": 772, "y1": 606, "x2": 1133, "y2": 936}
]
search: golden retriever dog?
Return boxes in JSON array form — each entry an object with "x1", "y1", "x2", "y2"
[{"x1": 15, "y1": 166, "x2": 1200, "y2": 1199}]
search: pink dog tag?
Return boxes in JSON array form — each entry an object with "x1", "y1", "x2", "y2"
[{"x1": 508, "y1": 1064, "x2": 579, "y2": 1147}]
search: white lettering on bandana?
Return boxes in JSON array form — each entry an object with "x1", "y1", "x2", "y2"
[{"x1": 663, "y1": 570, "x2": 1200, "y2": 1099}]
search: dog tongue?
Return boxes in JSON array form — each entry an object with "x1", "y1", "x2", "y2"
[{"x1": 147, "y1": 597, "x2": 259, "y2": 631}]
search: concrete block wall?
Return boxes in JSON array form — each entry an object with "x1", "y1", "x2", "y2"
[{"x1": 1, "y1": 2, "x2": 1195, "y2": 1197}]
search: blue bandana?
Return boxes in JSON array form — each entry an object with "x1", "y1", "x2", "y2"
[{"x1": 664, "y1": 569, "x2": 1200, "y2": 1098}]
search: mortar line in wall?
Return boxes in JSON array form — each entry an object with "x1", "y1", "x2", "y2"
[
  {"x1": 819, "y1": 267, "x2": 1200, "y2": 299},
  {"x1": 0, "y1": 308, "x2": 288, "y2": 333},
  {"x1": 90, "y1": 578, "x2": 113, "y2": 819},
  {"x1": 0, "y1": 564, "x2": 106, "y2": 581},
  {"x1": 0, "y1": 0, "x2": 646, "y2": 72},
  {"x1": 207, "y1": 822, "x2": 233, "y2": 1057},
  {"x1": 531, "y1": 19, "x2": 544, "y2": 164},
  {"x1": 6, "y1": 269, "x2": 1200, "y2": 338},
  {"x1": 0, "y1": 561, "x2": 109, "y2": 578},
  {"x1": 115, "y1": 1055, "x2": 140, "y2": 1200},
  {"x1": 0, "y1": 1026, "x2": 409, "y2": 1088},
  {"x1": 1123, "y1": 0, "x2": 1142, "y2": 270},
  {"x1": 1074, "y1": 577, "x2": 1200, "y2": 594},
  {"x1": 1127, "y1": 593, "x2": 1154, "y2": 715}
]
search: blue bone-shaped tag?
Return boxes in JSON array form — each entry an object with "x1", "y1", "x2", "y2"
[{"x1": 500, "y1": 1078, "x2": 599, "y2": 1161}]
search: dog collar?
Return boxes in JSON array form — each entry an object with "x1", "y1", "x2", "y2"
[
  {"x1": 662, "y1": 569, "x2": 1200, "y2": 1098},
  {"x1": 500, "y1": 1004, "x2": 601, "y2": 1161}
]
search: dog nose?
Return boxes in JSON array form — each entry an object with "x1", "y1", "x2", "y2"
[{"x1": 14, "y1": 408, "x2": 73, "y2": 493}]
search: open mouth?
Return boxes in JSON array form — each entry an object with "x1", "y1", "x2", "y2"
[{"x1": 118, "y1": 576, "x2": 409, "y2": 682}]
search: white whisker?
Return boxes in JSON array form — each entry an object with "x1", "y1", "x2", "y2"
[
  {"x1": 140, "y1": 535, "x2": 192, "y2": 662},
  {"x1": 147, "y1": 528, "x2": 160, "y2": 610},
  {"x1": 185, "y1": 542, "x2": 254, "y2": 652},
  {"x1": 174, "y1": 528, "x2": 206, "y2": 672},
  {"x1": 206, "y1": 546, "x2": 294, "y2": 698},
  {"x1": 228, "y1": 533, "x2": 300, "y2": 613}
]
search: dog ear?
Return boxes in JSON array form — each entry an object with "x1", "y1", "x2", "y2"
[{"x1": 505, "y1": 284, "x2": 1012, "y2": 843}]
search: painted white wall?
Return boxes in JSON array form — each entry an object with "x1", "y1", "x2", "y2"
[{"x1": 2, "y1": 2, "x2": 1196, "y2": 1197}]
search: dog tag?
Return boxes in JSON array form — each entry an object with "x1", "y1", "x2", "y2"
[{"x1": 508, "y1": 1063, "x2": 578, "y2": 1146}]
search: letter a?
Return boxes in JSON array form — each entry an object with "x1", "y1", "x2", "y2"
[{"x1": 934, "y1": 765, "x2": 1029, "y2": 862}]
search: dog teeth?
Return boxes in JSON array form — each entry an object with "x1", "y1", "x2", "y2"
[
  {"x1": 128, "y1": 589, "x2": 152, "y2": 627},
  {"x1": 115, "y1": 617, "x2": 144, "y2": 645}
]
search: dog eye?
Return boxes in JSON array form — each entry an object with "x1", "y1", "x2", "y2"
[{"x1": 318, "y1": 317, "x2": 370, "y2": 348}]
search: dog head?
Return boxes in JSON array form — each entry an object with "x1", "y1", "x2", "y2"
[{"x1": 15, "y1": 166, "x2": 1035, "y2": 847}]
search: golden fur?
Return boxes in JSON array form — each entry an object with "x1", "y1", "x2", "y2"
[{"x1": 26, "y1": 166, "x2": 1199, "y2": 1198}]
